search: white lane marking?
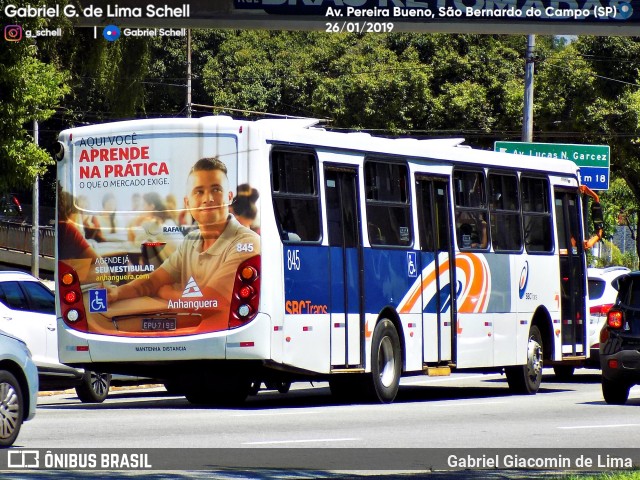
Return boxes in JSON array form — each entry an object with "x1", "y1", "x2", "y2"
[
  {"x1": 243, "y1": 438, "x2": 359, "y2": 445},
  {"x1": 234, "y1": 399, "x2": 505, "y2": 417},
  {"x1": 559, "y1": 424, "x2": 640, "y2": 430},
  {"x1": 232, "y1": 411, "x2": 326, "y2": 417},
  {"x1": 431, "y1": 401, "x2": 507, "y2": 407}
]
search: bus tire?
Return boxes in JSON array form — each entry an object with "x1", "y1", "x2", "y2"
[
  {"x1": 277, "y1": 382, "x2": 291, "y2": 394},
  {"x1": 75, "y1": 371, "x2": 111, "y2": 403},
  {"x1": 265, "y1": 380, "x2": 291, "y2": 394},
  {"x1": 369, "y1": 319, "x2": 402, "y2": 403},
  {"x1": 505, "y1": 325, "x2": 543, "y2": 395}
]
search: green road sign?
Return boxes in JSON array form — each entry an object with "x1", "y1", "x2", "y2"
[{"x1": 494, "y1": 141, "x2": 610, "y2": 190}]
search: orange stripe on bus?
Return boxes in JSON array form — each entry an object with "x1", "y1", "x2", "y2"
[{"x1": 400, "y1": 267, "x2": 439, "y2": 313}]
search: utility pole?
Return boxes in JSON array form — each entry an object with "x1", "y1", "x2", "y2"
[
  {"x1": 32, "y1": 119, "x2": 39, "y2": 278},
  {"x1": 522, "y1": 35, "x2": 535, "y2": 142},
  {"x1": 187, "y1": 29, "x2": 192, "y2": 118}
]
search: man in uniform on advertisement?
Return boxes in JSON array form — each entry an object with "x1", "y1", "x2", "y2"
[{"x1": 106, "y1": 157, "x2": 260, "y2": 308}]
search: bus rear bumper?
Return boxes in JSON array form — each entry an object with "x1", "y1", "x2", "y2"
[{"x1": 58, "y1": 313, "x2": 272, "y2": 365}]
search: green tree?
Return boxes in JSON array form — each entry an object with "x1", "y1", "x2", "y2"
[
  {"x1": 144, "y1": 31, "x2": 228, "y2": 116},
  {"x1": 535, "y1": 36, "x2": 640, "y2": 257},
  {"x1": 201, "y1": 32, "x2": 530, "y2": 140},
  {"x1": 0, "y1": 0, "x2": 69, "y2": 190}
]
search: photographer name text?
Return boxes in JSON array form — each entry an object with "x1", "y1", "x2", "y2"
[
  {"x1": 448, "y1": 454, "x2": 633, "y2": 469},
  {"x1": 4, "y1": 3, "x2": 190, "y2": 18}
]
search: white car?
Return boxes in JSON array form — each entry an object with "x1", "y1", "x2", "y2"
[
  {"x1": 587, "y1": 266, "x2": 630, "y2": 365},
  {"x1": 0, "y1": 271, "x2": 111, "y2": 402},
  {"x1": 0, "y1": 329, "x2": 38, "y2": 447}
]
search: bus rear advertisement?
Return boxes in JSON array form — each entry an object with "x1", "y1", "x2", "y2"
[{"x1": 55, "y1": 116, "x2": 602, "y2": 405}]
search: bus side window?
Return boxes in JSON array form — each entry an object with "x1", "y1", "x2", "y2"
[
  {"x1": 454, "y1": 169, "x2": 489, "y2": 250},
  {"x1": 271, "y1": 150, "x2": 321, "y2": 243},
  {"x1": 521, "y1": 176, "x2": 553, "y2": 253},
  {"x1": 364, "y1": 160, "x2": 412, "y2": 247},
  {"x1": 488, "y1": 172, "x2": 522, "y2": 252}
]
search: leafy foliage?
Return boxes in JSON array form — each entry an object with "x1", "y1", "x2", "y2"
[
  {"x1": 0, "y1": 0, "x2": 69, "y2": 190},
  {"x1": 536, "y1": 36, "x2": 640, "y2": 258},
  {"x1": 202, "y1": 32, "x2": 527, "y2": 140},
  {"x1": 3, "y1": 26, "x2": 640, "y2": 259}
]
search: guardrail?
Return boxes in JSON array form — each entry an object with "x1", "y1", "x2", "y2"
[{"x1": 0, "y1": 220, "x2": 54, "y2": 257}]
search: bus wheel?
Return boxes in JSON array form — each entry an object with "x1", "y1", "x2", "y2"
[
  {"x1": 505, "y1": 325, "x2": 543, "y2": 395},
  {"x1": 369, "y1": 319, "x2": 402, "y2": 403},
  {"x1": 277, "y1": 382, "x2": 291, "y2": 394},
  {"x1": 265, "y1": 380, "x2": 291, "y2": 394}
]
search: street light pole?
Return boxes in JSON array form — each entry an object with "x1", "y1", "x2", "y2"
[
  {"x1": 522, "y1": 34, "x2": 535, "y2": 142},
  {"x1": 32, "y1": 119, "x2": 39, "y2": 278},
  {"x1": 187, "y1": 29, "x2": 192, "y2": 118}
]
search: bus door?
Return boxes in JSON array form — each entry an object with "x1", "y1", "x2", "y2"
[
  {"x1": 554, "y1": 189, "x2": 587, "y2": 357},
  {"x1": 415, "y1": 176, "x2": 454, "y2": 364},
  {"x1": 325, "y1": 166, "x2": 364, "y2": 369}
]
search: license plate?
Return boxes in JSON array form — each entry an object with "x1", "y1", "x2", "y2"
[{"x1": 142, "y1": 318, "x2": 176, "y2": 331}]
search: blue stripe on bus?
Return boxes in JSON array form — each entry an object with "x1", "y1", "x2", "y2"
[
  {"x1": 283, "y1": 246, "x2": 512, "y2": 315},
  {"x1": 283, "y1": 246, "x2": 330, "y2": 315},
  {"x1": 362, "y1": 248, "x2": 414, "y2": 312}
]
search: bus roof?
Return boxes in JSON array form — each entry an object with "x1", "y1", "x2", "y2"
[{"x1": 60, "y1": 116, "x2": 580, "y2": 177}]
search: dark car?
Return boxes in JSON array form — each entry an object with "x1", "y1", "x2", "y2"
[
  {"x1": 0, "y1": 193, "x2": 23, "y2": 218},
  {"x1": 600, "y1": 271, "x2": 640, "y2": 404}
]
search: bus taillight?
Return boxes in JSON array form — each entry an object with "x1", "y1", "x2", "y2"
[
  {"x1": 57, "y1": 261, "x2": 89, "y2": 331},
  {"x1": 229, "y1": 256, "x2": 261, "y2": 329}
]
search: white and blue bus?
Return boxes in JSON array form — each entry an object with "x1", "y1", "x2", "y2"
[{"x1": 55, "y1": 116, "x2": 602, "y2": 404}]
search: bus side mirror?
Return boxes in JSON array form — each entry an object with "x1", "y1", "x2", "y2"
[
  {"x1": 54, "y1": 142, "x2": 64, "y2": 161},
  {"x1": 591, "y1": 202, "x2": 604, "y2": 231}
]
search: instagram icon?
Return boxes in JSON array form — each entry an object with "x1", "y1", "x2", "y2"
[{"x1": 4, "y1": 25, "x2": 22, "y2": 42}]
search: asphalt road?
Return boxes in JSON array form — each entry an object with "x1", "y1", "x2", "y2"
[
  {"x1": 9, "y1": 368, "x2": 639, "y2": 478},
  {"x1": 18, "y1": 368, "x2": 640, "y2": 449}
]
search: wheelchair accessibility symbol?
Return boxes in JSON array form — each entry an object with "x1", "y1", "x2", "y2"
[
  {"x1": 407, "y1": 252, "x2": 418, "y2": 278},
  {"x1": 89, "y1": 289, "x2": 108, "y2": 313}
]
